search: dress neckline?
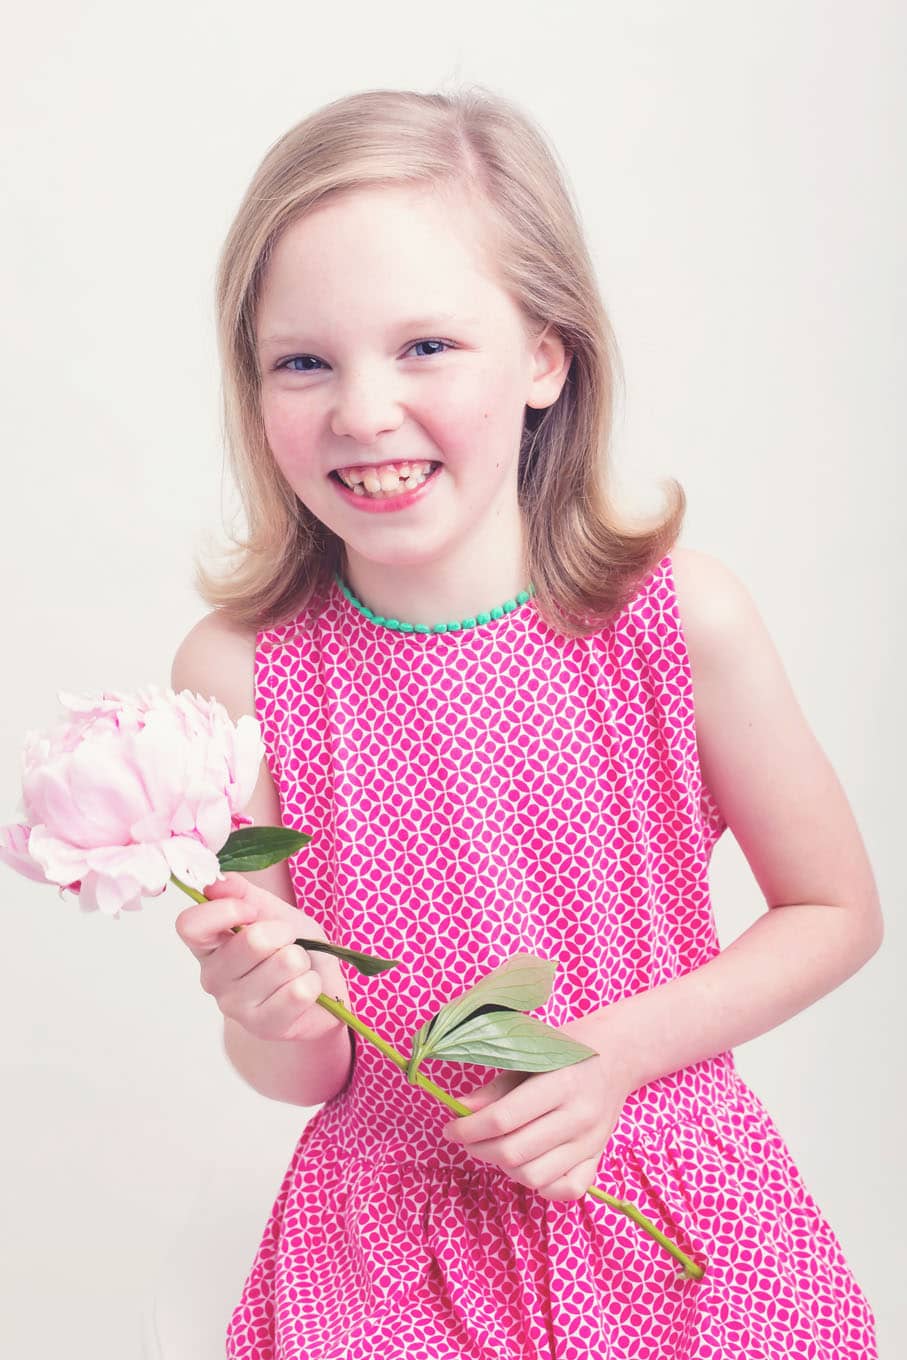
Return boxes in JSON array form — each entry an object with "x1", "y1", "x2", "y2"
[{"x1": 332, "y1": 573, "x2": 537, "y2": 636}]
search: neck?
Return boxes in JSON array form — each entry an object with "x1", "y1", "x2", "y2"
[{"x1": 340, "y1": 543, "x2": 530, "y2": 630}]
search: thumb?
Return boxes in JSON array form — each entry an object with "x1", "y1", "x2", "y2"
[
  {"x1": 459, "y1": 1070, "x2": 522, "y2": 1112},
  {"x1": 200, "y1": 873, "x2": 297, "y2": 933},
  {"x1": 203, "y1": 871, "x2": 248, "y2": 901},
  {"x1": 201, "y1": 873, "x2": 252, "y2": 935}
]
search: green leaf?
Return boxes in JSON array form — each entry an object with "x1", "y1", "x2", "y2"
[
  {"x1": 217, "y1": 825, "x2": 312, "y2": 872},
  {"x1": 293, "y1": 936, "x2": 405, "y2": 977},
  {"x1": 427, "y1": 1008, "x2": 600, "y2": 1070},
  {"x1": 410, "y1": 953, "x2": 557, "y2": 1057},
  {"x1": 405, "y1": 953, "x2": 564, "y2": 1082}
]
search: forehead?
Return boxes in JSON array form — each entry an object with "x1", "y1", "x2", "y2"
[{"x1": 256, "y1": 185, "x2": 503, "y2": 327}]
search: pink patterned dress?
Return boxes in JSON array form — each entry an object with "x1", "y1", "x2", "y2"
[{"x1": 226, "y1": 553, "x2": 877, "y2": 1359}]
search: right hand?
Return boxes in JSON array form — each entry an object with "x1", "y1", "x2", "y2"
[{"x1": 174, "y1": 872, "x2": 345, "y2": 1043}]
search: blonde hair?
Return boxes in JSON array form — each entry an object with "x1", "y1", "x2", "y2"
[{"x1": 195, "y1": 85, "x2": 685, "y2": 637}]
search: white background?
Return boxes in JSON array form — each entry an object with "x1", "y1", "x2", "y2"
[{"x1": 1, "y1": 2, "x2": 903, "y2": 1356}]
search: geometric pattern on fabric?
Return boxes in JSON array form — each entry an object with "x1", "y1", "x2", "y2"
[{"x1": 225, "y1": 554, "x2": 878, "y2": 1358}]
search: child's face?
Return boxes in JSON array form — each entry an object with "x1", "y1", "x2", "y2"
[{"x1": 255, "y1": 183, "x2": 568, "y2": 590}]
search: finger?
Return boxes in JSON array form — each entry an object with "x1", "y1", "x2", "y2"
[
  {"x1": 232, "y1": 923, "x2": 316, "y2": 987},
  {"x1": 201, "y1": 873, "x2": 304, "y2": 935},
  {"x1": 211, "y1": 937, "x2": 309, "y2": 1010},
  {"x1": 505, "y1": 1140, "x2": 580, "y2": 1191},
  {"x1": 461, "y1": 1107, "x2": 578, "y2": 1171},
  {"x1": 200, "y1": 919, "x2": 309, "y2": 996},
  {"x1": 243, "y1": 968, "x2": 327, "y2": 1040},
  {"x1": 255, "y1": 961, "x2": 323, "y2": 1013},
  {"x1": 531, "y1": 1153, "x2": 601, "y2": 1202},
  {"x1": 475, "y1": 1126, "x2": 601, "y2": 1201},
  {"x1": 175, "y1": 888, "x2": 263, "y2": 955},
  {"x1": 175, "y1": 902, "x2": 254, "y2": 955},
  {"x1": 201, "y1": 871, "x2": 246, "y2": 900},
  {"x1": 456, "y1": 1071, "x2": 524, "y2": 1113},
  {"x1": 446, "y1": 1072, "x2": 554, "y2": 1145}
]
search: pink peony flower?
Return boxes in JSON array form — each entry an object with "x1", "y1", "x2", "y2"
[{"x1": 0, "y1": 685, "x2": 263, "y2": 916}]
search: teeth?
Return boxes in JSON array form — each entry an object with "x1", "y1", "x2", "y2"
[{"x1": 337, "y1": 460, "x2": 436, "y2": 496}]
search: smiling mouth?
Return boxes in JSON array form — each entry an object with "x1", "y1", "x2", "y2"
[{"x1": 331, "y1": 461, "x2": 441, "y2": 497}]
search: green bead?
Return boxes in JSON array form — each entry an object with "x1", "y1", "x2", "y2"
[{"x1": 333, "y1": 572, "x2": 534, "y2": 634}]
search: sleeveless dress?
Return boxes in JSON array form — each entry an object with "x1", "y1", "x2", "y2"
[{"x1": 225, "y1": 553, "x2": 878, "y2": 1360}]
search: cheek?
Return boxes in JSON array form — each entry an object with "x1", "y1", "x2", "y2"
[
  {"x1": 431, "y1": 367, "x2": 521, "y2": 448},
  {"x1": 260, "y1": 395, "x2": 315, "y2": 470}
]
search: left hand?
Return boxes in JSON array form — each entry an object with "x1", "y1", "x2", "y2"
[{"x1": 441, "y1": 1015, "x2": 637, "y2": 1202}]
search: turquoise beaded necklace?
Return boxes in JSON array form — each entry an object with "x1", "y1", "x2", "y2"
[{"x1": 333, "y1": 572, "x2": 535, "y2": 634}]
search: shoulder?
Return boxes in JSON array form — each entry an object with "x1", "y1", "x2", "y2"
[
  {"x1": 668, "y1": 546, "x2": 758, "y2": 669},
  {"x1": 667, "y1": 545, "x2": 788, "y2": 711},
  {"x1": 170, "y1": 610, "x2": 297, "y2": 903},
  {"x1": 170, "y1": 610, "x2": 259, "y2": 727},
  {"x1": 667, "y1": 548, "x2": 882, "y2": 931},
  {"x1": 667, "y1": 545, "x2": 791, "y2": 782},
  {"x1": 666, "y1": 546, "x2": 773, "y2": 782},
  {"x1": 668, "y1": 545, "x2": 799, "y2": 732},
  {"x1": 667, "y1": 545, "x2": 786, "y2": 769}
]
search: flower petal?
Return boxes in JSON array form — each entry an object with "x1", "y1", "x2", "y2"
[
  {"x1": 84, "y1": 841, "x2": 171, "y2": 895},
  {"x1": 0, "y1": 823, "x2": 51, "y2": 883},
  {"x1": 233, "y1": 714, "x2": 265, "y2": 812},
  {"x1": 26, "y1": 825, "x2": 90, "y2": 887},
  {"x1": 76, "y1": 871, "x2": 102, "y2": 912},
  {"x1": 29, "y1": 740, "x2": 147, "y2": 847},
  {"x1": 133, "y1": 706, "x2": 189, "y2": 820},
  {"x1": 195, "y1": 795, "x2": 232, "y2": 855},
  {"x1": 94, "y1": 874, "x2": 131, "y2": 916},
  {"x1": 164, "y1": 836, "x2": 222, "y2": 891}
]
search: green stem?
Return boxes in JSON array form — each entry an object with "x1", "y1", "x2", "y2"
[
  {"x1": 171, "y1": 872, "x2": 705, "y2": 1281},
  {"x1": 171, "y1": 876, "x2": 208, "y2": 903}
]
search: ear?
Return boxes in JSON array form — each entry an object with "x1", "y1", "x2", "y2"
[{"x1": 527, "y1": 323, "x2": 573, "y2": 410}]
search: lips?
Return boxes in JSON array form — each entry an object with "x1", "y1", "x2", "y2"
[{"x1": 330, "y1": 460, "x2": 442, "y2": 511}]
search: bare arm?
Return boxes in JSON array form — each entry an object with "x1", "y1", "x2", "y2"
[
  {"x1": 172, "y1": 611, "x2": 355, "y2": 1108},
  {"x1": 224, "y1": 1012, "x2": 355, "y2": 1108},
  {"x1": 588, "y1": 550, "x2": 883, "y2": 1090},
  {"x1": 586, "y1": 901, "x2": 878, "y2": 1093}
]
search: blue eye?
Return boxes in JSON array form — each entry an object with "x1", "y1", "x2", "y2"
[
  {"x1": 409, "y1": 339, "x2": 450, "y2": 358},
  {"x1": 278, "y1": 354, "x2": 322, "y2": 373},
  {"x1": 275, "y1": 339, "x2": 452, "y2": 372},
  {"x1": 281, "y1": 356, "x2": 324, "y2": 372}
]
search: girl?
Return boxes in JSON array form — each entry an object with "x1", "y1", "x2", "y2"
[{"x1": 172, "y1": 87, "x2": 883, "y2": 1359}]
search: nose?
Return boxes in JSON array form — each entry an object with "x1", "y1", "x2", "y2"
[{"x1": 329, "y1": 366, "x2": 404, "y2": 445}]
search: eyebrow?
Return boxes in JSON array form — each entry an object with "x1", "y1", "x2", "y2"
[{"x1": 257, "y1": 315, "x2": 471, "y2": 351}]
